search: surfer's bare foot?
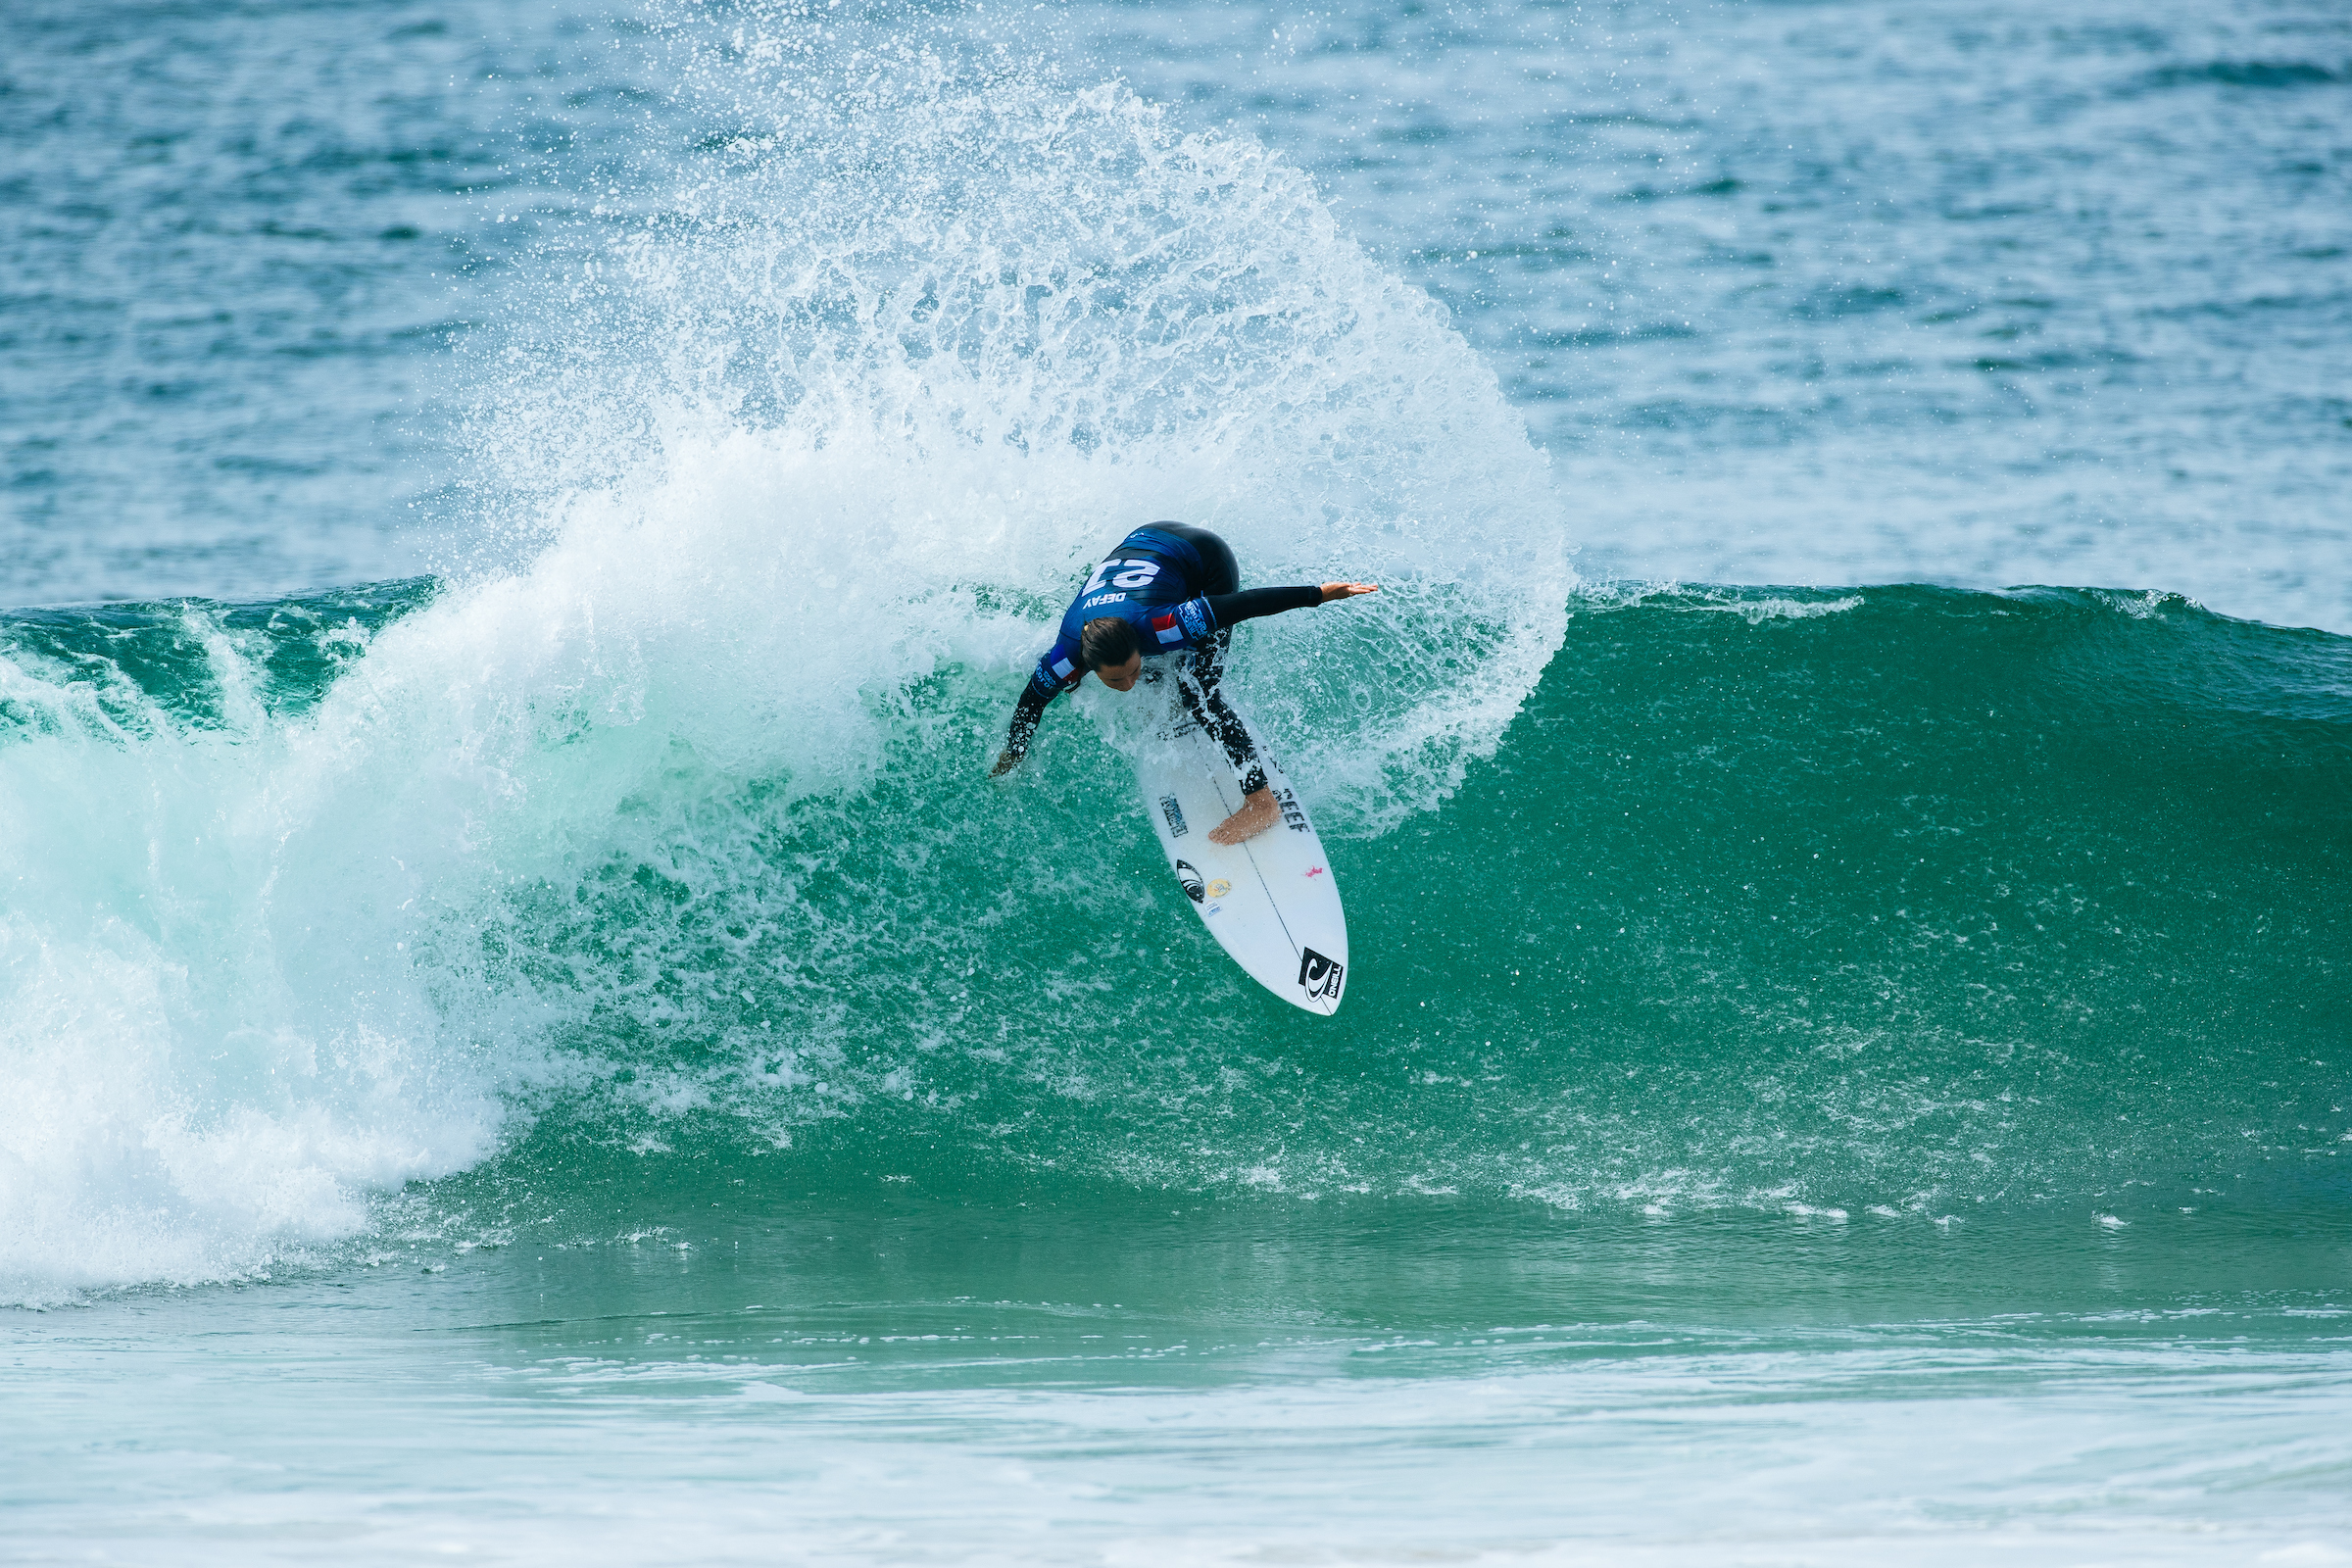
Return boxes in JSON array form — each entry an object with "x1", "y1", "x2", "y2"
[{"x1": 1207, "y1": 789, "x2": 1279, "y2": 845}]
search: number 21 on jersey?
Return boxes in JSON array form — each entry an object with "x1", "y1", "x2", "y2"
[{"x1": 1084, "y1": 557, "x2": 1163, "y2": 594}]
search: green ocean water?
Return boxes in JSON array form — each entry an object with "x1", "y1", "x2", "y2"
[
  {"x1": 5, "y1": 581, "x2": 2349, "y2": 1564},
  {"x1": 507, "y1": 579, "x2": 2347, "y2": 1220},
  {"x1": 5, "y1": 578, "x2": 2345, "y2": 1229}
]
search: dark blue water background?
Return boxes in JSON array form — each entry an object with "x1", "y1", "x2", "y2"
[{"x1": 7, "y1": 0, "x2": 2350, "y2": 624}]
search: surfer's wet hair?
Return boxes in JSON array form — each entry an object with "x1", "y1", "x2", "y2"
[{"x1": 1081, "y1": 616, "x2": 1140, "y2": 672}]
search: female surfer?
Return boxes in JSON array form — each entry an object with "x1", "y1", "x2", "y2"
[{"x1": 989, "y1": 522, "x2": 1379, "y2": 845}]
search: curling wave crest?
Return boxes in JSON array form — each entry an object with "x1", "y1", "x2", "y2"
[{"x1": 0, "y1": 50, "x2": 1571, "y2": 1303}]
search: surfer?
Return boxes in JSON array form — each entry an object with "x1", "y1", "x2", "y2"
[{"x1": 990, "y1": 522, "x2": 1379, "y2": 845}]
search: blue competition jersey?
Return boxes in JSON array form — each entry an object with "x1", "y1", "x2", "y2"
[{"x1": 1028, "y1": 527, "x2": 1220, "y2": 697}]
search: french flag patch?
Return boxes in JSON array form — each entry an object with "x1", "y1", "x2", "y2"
[
  {"x1": 1151, "y1": 612, "x2": 1183, "y2": 646},
  {"x1": 1049, "y1": 654, "x2": 1076, "y2": 681}
]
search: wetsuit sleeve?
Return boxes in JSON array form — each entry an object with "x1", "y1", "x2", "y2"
[
  {"x1": 1004, "y1": 647, "x2": 1079, "y2": 759},
  {"x1": 1004, "y1": 684, "x2": 1054, "y2": 758},
  {"x1": 1201, "y1": 585, "x2": 1323, "y2": 628}
]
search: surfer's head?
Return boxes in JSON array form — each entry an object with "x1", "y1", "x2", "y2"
[{"x1": 1082, "y1": 617, "x2": 1144, "y2": 691}]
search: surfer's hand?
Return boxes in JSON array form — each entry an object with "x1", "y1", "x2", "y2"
[
  {"x1": 1207, "y1": 789, "x2": 1280, "y2": 845},
  {"x1": 1320, "y1": 581, "x2": 1380, "y2": 603},
  {"x1": 989, "y1": 749, "x2": 1024, "y2": 778}
]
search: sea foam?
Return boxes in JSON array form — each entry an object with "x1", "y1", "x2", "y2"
[{"x1": 0, "y1": 34, "x2": 1570, "y2": 1302}]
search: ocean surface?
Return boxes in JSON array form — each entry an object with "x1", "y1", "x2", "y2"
[{"x1": 4, "y1": 0, "x2": 2349, "y2": 1562}]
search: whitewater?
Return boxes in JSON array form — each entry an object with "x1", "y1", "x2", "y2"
[{"x1": 4, "y1": 0, "x2": 2348, "y2": 1562}]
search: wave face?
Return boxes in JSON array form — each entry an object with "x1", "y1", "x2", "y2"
[
  {"x1": 0, "y1": 48, "x2": 1568, "y2": 1304},
  {"x1": 7, "y1": 570, "x2": 2348, "y2": 1303},
  {"x1": 4, "y1": 19, "x2": 2346, "y2": 1308}
]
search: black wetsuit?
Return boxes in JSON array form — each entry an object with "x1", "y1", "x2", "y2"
[{"x1": 1003, "y1": 522, "x2": 1323, "y2": 794}]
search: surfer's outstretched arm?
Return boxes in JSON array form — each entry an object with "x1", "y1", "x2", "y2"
[
  {"x1": 1201, "y1": 580, "x2": 1378, "y2": 627},
  {"x1": 992, "y1": 684, "x2": 1056, "y2": 776}
]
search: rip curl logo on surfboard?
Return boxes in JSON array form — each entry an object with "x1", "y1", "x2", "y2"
[
  {"x1": 1298, "y1": 947, "x2": 1344, "y2": 1001},
  {"x1": 1175, "y1": 859, "x2": 1206, "y2": 904}
]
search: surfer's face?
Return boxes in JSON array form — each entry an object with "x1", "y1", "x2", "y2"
[{"x1": 1095, "y1": 653, "x2": 1145, "y2": 692}]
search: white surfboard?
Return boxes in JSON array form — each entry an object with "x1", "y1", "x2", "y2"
[{"x1": 1137, "y1": 700, "x2": 1348, "y2": 1015}]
